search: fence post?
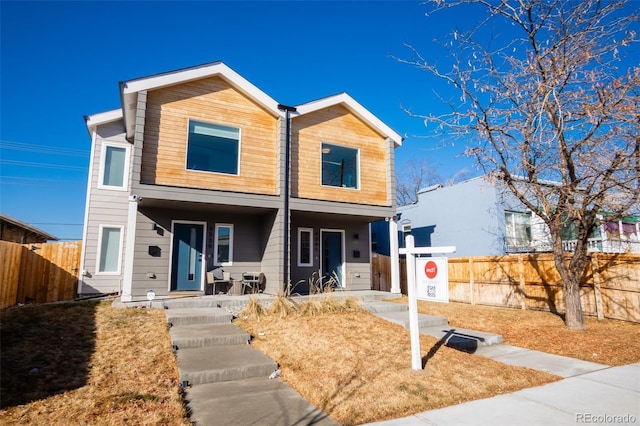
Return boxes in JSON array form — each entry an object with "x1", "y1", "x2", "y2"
[
  {"x1": 591, "y1": 253, "x2": 605, "y2": 320},
  {"x1": 469, "y1": 257, "x2": 475, "y2": 305},
  {"x1": 518, "y1": 255, "x2": 526, "y2": 310}
]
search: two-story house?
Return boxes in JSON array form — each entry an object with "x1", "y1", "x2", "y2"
[
  {"x1": 78, "y1": 62, "x2": 402, "y2": 301},
  {"x1": 392, "y1": 175, "x2": 640, "y2": 257}
]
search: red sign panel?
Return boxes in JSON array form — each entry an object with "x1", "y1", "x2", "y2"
[{"x1": 424, "y1": 261, "x2": 438, "y2": 279}]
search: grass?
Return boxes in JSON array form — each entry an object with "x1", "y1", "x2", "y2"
[
  {"x1": 0, "y1": 300, "x2": 189, "y2": 425},
  {"x1": 1, "y1": 296, "x2": 638, "y2": 425},
  {"x1": 388, "y1": 297, "x2": 640, "y2": 366}
]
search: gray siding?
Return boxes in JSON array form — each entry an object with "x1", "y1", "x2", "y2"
[
  {"x1": 290, "y1": 215, "x2": 371, "y2": 292},
  {"x1": 80, "y1": 120, "x2": 132, "y2": 295},
  {"x1": 398, "y1": 177, "x2": 503, "y2": 257}
]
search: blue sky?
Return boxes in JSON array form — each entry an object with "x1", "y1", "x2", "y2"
[{"x1": 1, "y1": 1, "x2": 491, "y2": 240}]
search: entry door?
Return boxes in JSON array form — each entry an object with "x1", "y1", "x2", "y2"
[
  {"x1": 321, "y1": 230, "x2": 344, "y2": 288},
  {"x1": 171, "y1": 223, "x2": 205, "y2": 291}
]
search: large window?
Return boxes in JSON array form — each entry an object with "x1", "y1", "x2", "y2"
[
  {"x1": 214, "y1": 224, "x2": 234, "y2": 266},
  {"x1": 505, "y1": 211, "x2": 531, "y2": 248},
  {"x1": 298, "y1": 228, "x2": 313, "y2": 267},
  {"x1": 321, "y1": 143, "x2": 359, "y2": 189},
  {"x1": 187, "y1": 120, "x2": 240, "y2": 175},
  {"x1": 99, "y1": 144, "x2": 129, "y2": 189},
  {"x1": 97, "y1": 225, "x2": 123, "y2": 274}
]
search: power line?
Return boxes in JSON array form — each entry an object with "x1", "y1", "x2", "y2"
[
  {"x1": 0, "y1": 159, "x2": 87, "y2": 171},
  {"x1": 0, "y1": 139, "x2": 89, "y2": 157}
]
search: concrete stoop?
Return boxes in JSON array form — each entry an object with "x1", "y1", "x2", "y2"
[{"x1": 363, "y1": 300, "x2": 503, "y2": 353}]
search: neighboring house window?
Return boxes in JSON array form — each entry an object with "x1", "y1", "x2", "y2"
[
  {"x1": 214, "y1": 224, "x2": 234, "y2": 266},
  {"x1": 98, "y1": 144, "x2": 130, "y2": 190},
  {"x1": 505, "y1": 211, "x2": 531, "y2": 247},
  {"x1": 187, "y1": 120, "x2": 240, "y2": 175},
  {"x1": 97, "y1": 225, "x2": 123, "y2": 274},
  {"x1": 298, "y1": 228, "x2": 313, "y2": 267},
  {"x1": 321, "y1": 143, "x2": 359, "y2": 189}
]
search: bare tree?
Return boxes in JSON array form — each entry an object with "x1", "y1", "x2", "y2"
[
  {"x1": 400, "y1": 0, "x2": 639, "y2": 330},
  {"x1": 396, "y1": 159, "x2": 442, "y2": 205}
]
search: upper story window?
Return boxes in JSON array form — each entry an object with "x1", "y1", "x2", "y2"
[
  {"x1": 187, "y1": 120, "x2": 240, "y2": 175},
  {"x1": 98, "y1": 143, "x2": 130, "y2": 190},
  {"x1": 505, "y1": 211, "x2": 531, "y2": 247},
  {"x1": 321, "y1": 143, "x2": 359, "y2": 189}
]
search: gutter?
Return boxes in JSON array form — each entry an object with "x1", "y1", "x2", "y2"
[{"x1": 278, "y1": 104, "x2": 297, "y2": 289}]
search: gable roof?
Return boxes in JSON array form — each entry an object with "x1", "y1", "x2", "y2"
[
  {"x1": 294, "y1": 92, "x2": 403, "y2": 146},
  {"x1": 119, "y1": 61, "x2": 281, "y2": 139}
]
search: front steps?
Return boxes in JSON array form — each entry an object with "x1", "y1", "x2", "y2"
[
  {"x1": 165, "y1": 304, "x2": 337, "y2": 426},
  {"x1": 362, "y1": 300, "x2": 503, "y2": 352}
]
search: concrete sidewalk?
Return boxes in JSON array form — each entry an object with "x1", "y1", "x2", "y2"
[{"x1": 365, "y1": 360, "x2": 639, "y2": 426}]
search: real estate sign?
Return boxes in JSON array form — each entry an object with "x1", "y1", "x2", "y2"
[{"x1": 415, "y1": 257, "x2": 449, "y2": 303}]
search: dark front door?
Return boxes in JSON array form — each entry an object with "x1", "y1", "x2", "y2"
[
  {"x1": 171, "y1": 223, "x2": 204, "y2": 291},
  {"x1": 321, "y1": 230, "x2": 344, "y2": 288}
]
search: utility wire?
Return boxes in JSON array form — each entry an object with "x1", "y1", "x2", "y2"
[{"x1": 0, "y1": 139, "x2": 89, "y2": 157}]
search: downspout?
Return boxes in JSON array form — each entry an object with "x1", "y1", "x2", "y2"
[{"x1": 278, "y1": 104, "x2": 297, "y2": 290}]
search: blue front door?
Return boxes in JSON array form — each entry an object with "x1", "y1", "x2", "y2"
[
  {"x1": 321, "y1": 230, "x2": 344, "y2": 288},
  {"x1": 171, "y1": 223, "x2": 204, "y2": 291}
]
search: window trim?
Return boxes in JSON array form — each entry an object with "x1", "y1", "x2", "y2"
[
  {"x1": 320, "y1": 142, "x2": 360, "y2": 190},
  {"x1": 297, "y1": 228, "x2": 314, "y2": 267},
  {"x1": 213, "y1": 223, "x2": 234, "y2": 266},
  {"x1": 185, "y1": 119, "x2": 242, "y2": 176},
  {"x1": 95, "y1": 224, "x2": 124, "y2": 275},
  {"x1": 505, "y1": 211, "x2": 532, "y2": 246},
  {"x1": 97, "y1": 142, "x2": 130, "y2": 191}
]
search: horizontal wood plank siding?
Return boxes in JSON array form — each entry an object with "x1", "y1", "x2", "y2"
[
  {"x1": 292, "y1": 105, "x2": 390, "y2": 206},
  {"x1": 141, "y1": 77, "x2": 279, "y2": 195}
]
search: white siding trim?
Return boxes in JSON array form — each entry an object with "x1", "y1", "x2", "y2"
[
  {"x1": 78, "y1": 126, "x2": 98, "y2": 294},
  {"x1": 121, "y1": 199, "x2": 138, "y2": 302}
]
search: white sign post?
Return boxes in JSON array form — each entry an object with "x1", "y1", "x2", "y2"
[{"x1": 400, "y1": 236, "x2": 456, "y2": 370}]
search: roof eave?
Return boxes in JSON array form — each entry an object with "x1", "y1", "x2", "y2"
[{"x1": 294, "y1": 92, "x2": 403, "y2": 146}]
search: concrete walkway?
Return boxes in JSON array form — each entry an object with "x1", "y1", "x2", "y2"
[
  {"x1": 364, "y1": 362, "x2": 640, "y2": 426},
  {"x1": 122, "y1": 292, "x2": 639, "y2": 426}
]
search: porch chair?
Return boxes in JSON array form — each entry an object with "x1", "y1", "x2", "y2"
[{"x1": 241, "y1": 272, "x2": 265, "y2": 294}]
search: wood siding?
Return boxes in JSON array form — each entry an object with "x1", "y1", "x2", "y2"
[
  {"x1": 141, "y1": 77, "x2": 279, "y2": 195},
  {"x1": 291, "y1": 105, "x2": 390, "y2": 205}
]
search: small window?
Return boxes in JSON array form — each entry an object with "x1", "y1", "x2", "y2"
[
  {"x1": 505, "y1": 211, "x2": 531, "y2": 247},
  {"x1": 298, "y1": 228, "x2": 313, "y2": 267},
  {"x1": 214, "y1": 224, "x2": 234, "y2": 266},
  {"x1": 99, "y1": 144, "x2": 129, "y2": 190},
  {"x1": 187, "y1": 120, "x2": 240, "y2": 175},
  {"x1": 97, "y1": 225, "x2": 123, "y2": 274},
  {"x1": 321, "y1": 143, "x2": 359, "y2": 189}
]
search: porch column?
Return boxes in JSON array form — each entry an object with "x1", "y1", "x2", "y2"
[
  {"x1": 121, "y1": 195, "x2": 140, "y2": 302},
  {"x1": 389, "y1": 216, "x2": 401, "y2": 294}
]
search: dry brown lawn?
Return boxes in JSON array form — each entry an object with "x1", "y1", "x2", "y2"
[
  {"x1": 236, "y1": 304, "x2": 559, "y2": 425},
  {"x1": 0, "y1": 300, "x2": 189, "y2": 425},
  {"x1": 2, "y1": 296, "x2": 637, "y2": 425},
  {"x1": 389, "y1": 297, "x2": 640, "y2": 366}
]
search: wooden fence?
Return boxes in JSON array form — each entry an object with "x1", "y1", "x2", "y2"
[
  {"x1": 0, "y1": 240, "x2": 82, "y2": 309},
  {"x1": 372, "y1": 253, "x2": 640, "y2": 323}
]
